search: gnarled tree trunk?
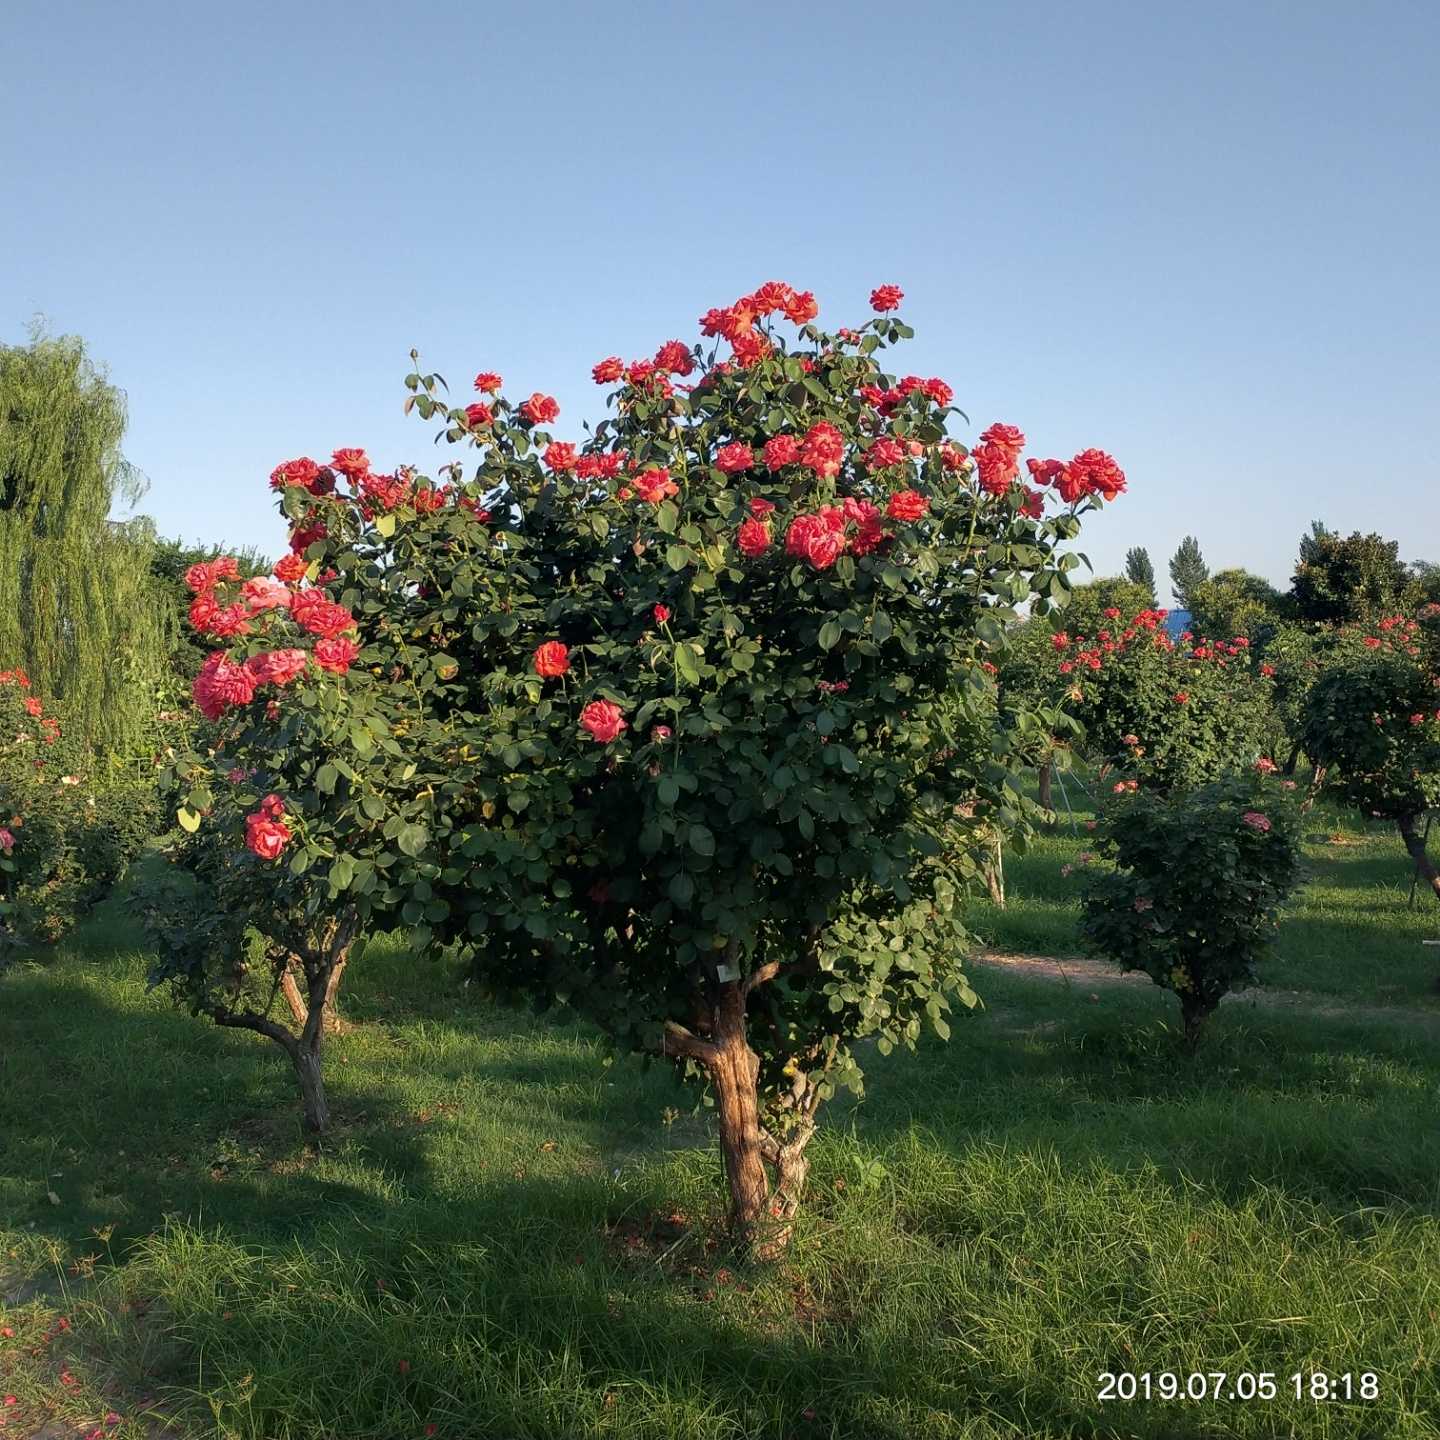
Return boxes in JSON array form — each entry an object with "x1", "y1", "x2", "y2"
[
  {"x1": 663, "y1": 958, "x2": 820, "y2": 1259},
  {"x1": 1399, "y1": 814, "x2": 1440, "y2": 905},
  {"x1": 212, "y1": 908, "x2": 360, "y2": 1138},
  {"x1": 280, "y1": 953, "x2": 351, "y2": 1033}
]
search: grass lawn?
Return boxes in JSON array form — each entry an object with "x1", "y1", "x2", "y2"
[{"x1": 3, "y1": 832, "x2": 1439, "y2": 1439}]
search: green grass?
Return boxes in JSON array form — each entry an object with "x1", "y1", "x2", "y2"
[
  {"x1": 3, "y1": 855, "x2": 1440, "y2": 1439},
  {"x1": 972, "y1": 770, "x2": 1440, "y2": 1008}
]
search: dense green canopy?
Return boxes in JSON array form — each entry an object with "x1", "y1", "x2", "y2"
[{"x1": 0, "y1": 329, "x2": 170, "y2": 755}]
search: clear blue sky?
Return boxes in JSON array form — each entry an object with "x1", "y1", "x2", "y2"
[{"x1": 4, "y1": 0, "x2": 1437, "y2": 606}]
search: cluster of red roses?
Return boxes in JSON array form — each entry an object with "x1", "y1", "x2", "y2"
[
  {"x1": 1052, "y1": 608, "x2": 1263, "y2": 682},
  {"x1": 527, "y1": 640, "x2": 631, "y2": 744},
  {"x1": 1356, "y1": 614, "x2": 1425, "y2": 659},
  {"x1": 1, "y1": 668, "x2": 60, "y2": 744},
  {"x1": 272, "y1": 448, "x2": 491, "y2": 554},
  {"x1": 244, "y1": 792, "x2": 291, "y2": 860},
  {"x1": 186, "y1": 555, "x2": 360, "y2": 730},
  {"x1": 1025, "y1": 447, "x2": 1128, "y2": 506}
]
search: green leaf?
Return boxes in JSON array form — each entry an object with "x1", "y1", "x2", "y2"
[
  {"x1": 316, "y1": 763, "x2": 339, "y2": 795},
  {"x1": 396, "y1": 823, "x2": 429, "y2": 857},
  {"x1": 666, "y1": 544, "x2": 692, "y2": 572},
  {"x1": 658, "y1": 775, "x2": 680, "y2": 806},
  {"x1": 872, "y1": 609, "x2": 893, "y2": 643},
  {"x1": 329, "y1": 855, "x2": 355, "y2": 891},
  {"x1": 176, "y1": 806, "x2": 200, "y2": 833},
  {"x1": 689, "y1": 824, "x2": 716, "y2": 856},
  {"x1": 375, "y1": 513, "x2": 397, "y2": 538},
  {"x1": 674, "y1": 643, "x2": 701, "y2": 684},
  {"x1": 819, "y1": 620, "x2": 842, "y2": 650}
]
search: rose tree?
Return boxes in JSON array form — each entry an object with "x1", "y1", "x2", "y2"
[
  {"x1": 1079, "y1": 772, "x2": 1303, "y2": 1046},
  {"x1": 262, "y1": 281, "x2": 1125, "y2": 1248},
  {"x1": 1301, "y1": 609, "x2": 1440, "y2": 907},
  {"x1": 138, "y1": 552, "x2": 456, "y2": 1134}
]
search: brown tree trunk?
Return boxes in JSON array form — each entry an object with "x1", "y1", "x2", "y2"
[
  {"x1": 280, "y1": 955, "x2": 350, "y2": 1033},
  {"x1": 1179, "y1": 992, "x2": 1217, "y2": 1050},
  {"x1": 708, "y1": 984, "x2": 771, "y2": 1248},
  {"x1": 1399, "y1": 814, "x2": 1440, "y2": 905},
  {"x1": 1282, "y1": 743, "x2": 1302, "y2": 777},
  {"x1": 1037, "y1": 760, "x2": 1054, "y2": 815},
  {"x1": 292, "y1": 1047, "x2": 330, "y2": 1135}
]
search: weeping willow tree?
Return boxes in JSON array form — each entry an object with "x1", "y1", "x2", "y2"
[{"x1": 0, "y1": 327, "x2": 170, "y2": 756}]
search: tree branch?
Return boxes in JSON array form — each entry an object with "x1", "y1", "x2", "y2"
[
  {"x1": 212, "y1": 1006, "x2": 299, "y2": 1056},
  {"x1": 740, "y1": 959, "x2": 782, "y2": 999},
  {"x1": 662, "y1": 1020, "x2": 718, "y2": 1065}
]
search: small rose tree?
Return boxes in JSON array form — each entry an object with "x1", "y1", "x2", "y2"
[
  {"x1": 139, "y1": 552, "x2": 455, "y2": 1132},
  {"x1": 1052, "y1": 608, "x2": 1273, "y2": 792},
  {"x1": 1301, "y1": 607, "x2": 1440, "y2": 906},
  {"x1": 254, "y1": 280, "x2": 1125, "y2": 1249},
  {"x1": 1079, "y1": 771, "x2": 1304, "y2": 1045}
]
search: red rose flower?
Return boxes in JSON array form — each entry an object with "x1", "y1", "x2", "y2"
[
  {"x1": 714, "y1": 442, "x2": 754, "y2": 474},
  {"x1": 978, "y1": 423, "x2": 1025, "y2": 457},
  {"x1": 269, "y1": 457, "x2": 320, "y2": 492},
  {"x1": 533, "y1": 641, "x2": 570, "y2": 678},
  {"x1": 785, "y1": 511, "x2": 846, "y2": 570},
  {"x1": 290, "y1": 589, "x2": 355, "y2": 638},
  {"x1": 543, "y1": 442, "x2": 579, "y2": 472},
  {"x1": 799, "y1": 421, "x2": 845, "y2": 479},
  {"x1": 749, "y1": 497, "x2": 776, "y2": 516},
  {"x1": 653, "y1": 339, "x2": 695, "y2": 376},
  {"x1": 736, "y1": 518, "x2": 772, "y2": 557},
  {"x1": 192, "y1": 653, "x2": 257, "y2": 720},
  {"x1": 652, "y1": 604, "x2": 671, "y2": 624},
  {"x1": 592, "y1": 356, "x2": 624, "y2": 384},
  {"x1": 973, "y1": 444, "x2": 1019, "y2": 496},
  {"x1": 241, "y1": 576, "x2": 293, "y2": 613},
  {"x1": 520, "y1": 393, "x2": 560, "y2": 425},
  {"x1": 473, "y1": 371, "x2": 502, "y2": 393},
  {"x1": 580, "y1": 700, "x2": 627, "y2": 743},
  {"x1": 464, "y1": 402, "x2": 494, "y2": 427},
  {"x1": 289, "y1": 521, "x2": 327, "y2": 553},
  {"x1": 886, "y1": 490, "x2": 929, "y2": 521},
  {"x1": 870, "y1": 284, "x2": 904, "y2": 312},
  {"x1": 273, "y1": 552, "x2": 308, "y2": 583},
  {"x1": 782, "y1": 289, "x2": 818, "y2": 324},
  {"x1": 330, "y1": 448, "x2": 370, "y2": 479},
  {"x1": 244, "y1": 810, "x2": 291, "y2": 860},
  {"x1": 763, "y1": 434, "x2": 800, "y2": 469},
  {"x1": 865, "y1": 438, "x2": 907, "y2": 471},
  {"x1": 1019, "y1": 487, "x2": 1045, "y2": 518},
  {"x1": 632, "y1": 468, "x2": 678, "y2": 504},
  {"x1": 312, "y1": 635, "x2": 360, "y2": 674},
  {"x1": 244, "y1": 648, "x2": 309, "y2": 687},
  {"x1": 1173, "y1": 691, "x2": 1190, "y2": 705},
  {"x1": 1068, "y1": 447, "x2": 1126, "y2": 501}
]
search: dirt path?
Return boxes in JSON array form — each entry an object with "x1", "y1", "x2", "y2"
[{"x1": 973, "y1": 949, "x2": 1440, "y2": 1033}]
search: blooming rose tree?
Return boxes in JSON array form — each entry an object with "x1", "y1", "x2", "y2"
[
  {"x1": 1301, "y1": 608, "x2": 1440, "y2": 910},
  {"x1": 144, "y1": 551, "x2": 456, "y2": 1133},
  {"x1": 1050, "y1": 607, "x2": 1273, "y2": 793},
  {"x1": 181, "y1": 282, "x2": 1124, "y2": 1245},
  {"x1": 1079, "y1": 772, "x2": 1303, "y2": 1046}
]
